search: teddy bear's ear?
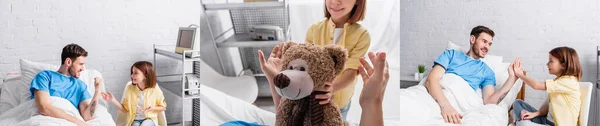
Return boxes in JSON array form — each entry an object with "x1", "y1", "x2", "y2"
[
  {"x1": 281, "y1": 42, "x2": 298, "y2": 53},
  {"x1": 324, "y1": 44, "x2": 348, "y2": 75}
]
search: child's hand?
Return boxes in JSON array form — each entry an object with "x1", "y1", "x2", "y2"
[
  {"x1": 513, "y1": 58, "x2": 525, "y2": 77},
  {"x1": 314, "y1": 82, "x2": 333, "y2": 105},
  {"x1": 142, "y1": 106, "x2": 154, "y2": 112},
  {"x1": 100, "y1": 92, "x2": 115, "y2": 102},
  {"x1": 520, "y1": 110, "x2": 539, "y2": 120}
]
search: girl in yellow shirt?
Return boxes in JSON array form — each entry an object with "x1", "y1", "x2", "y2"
[
  {"x1": 305, "y1": 0, "x2": 370, "y2": 120},
  {"x1": 101, "y1": 61, "x2": 167, "y2": 126},
  {"x1": 512, "y1": 47, "x2": 582, "y2": 126}
]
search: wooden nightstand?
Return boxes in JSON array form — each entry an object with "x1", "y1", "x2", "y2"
[{"x1": 400, "y1": 76, "x2": 422, "y2": 88}]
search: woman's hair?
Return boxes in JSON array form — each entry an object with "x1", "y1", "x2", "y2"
[
  {"x1": 549, "y1": 46, "x2": 582, "y2": 80},
  {"x1": 324, "y1": 0, "x2": 366, "y2": 23},
  {"x1": 131, "y1": 61, "x2": 158, "y2": 88}
]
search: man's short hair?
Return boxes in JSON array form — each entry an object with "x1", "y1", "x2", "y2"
[
  {"x1": 61, "y1": 44, "x2": 88, "y2": 65},
  {"x1": 470, "y1": 26, "x2": 495, "y2": 38}
]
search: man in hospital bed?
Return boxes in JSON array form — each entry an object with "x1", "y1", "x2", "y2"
[
  {"x1": 29, "y1": 44, "x2": 102, "y2": 126},
  {"x1": 256, "y1": 42, "x2": 389, "y2": 126},
  {"x1": 425, "y1": 26, "x2": 520, "y2": 124}
]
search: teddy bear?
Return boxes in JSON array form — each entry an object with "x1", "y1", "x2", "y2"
[{"x1": 272, "y1": 42, "x2": 348, "y2": 126}]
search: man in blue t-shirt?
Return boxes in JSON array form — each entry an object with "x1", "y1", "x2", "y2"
[
  {"x1": 425, "y1": 26, "x2": 519, "y2": 124},
  {"x1": 30, "y1": 44, "x2": 102, "y2": 126}
]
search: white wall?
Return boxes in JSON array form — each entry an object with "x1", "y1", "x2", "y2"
[
  {"x1": 0, "y1": 0, "x2": 199, "y2": 123},
  {"x1": 401, "y1": 0, "x2": 599, "y2": 108}
]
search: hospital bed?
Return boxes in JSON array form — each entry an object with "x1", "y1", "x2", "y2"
[
  {"x1": 0, "y1": 59, "x2": 116, "y2": 126},
  {"x1": 398, "y1": 42, "x2": 592, "y2": 126}
]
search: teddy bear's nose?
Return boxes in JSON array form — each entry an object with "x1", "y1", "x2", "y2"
[{"x1": 274, "y1": 73, "x2": 290, "y2": 89}]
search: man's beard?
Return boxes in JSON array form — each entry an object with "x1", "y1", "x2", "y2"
[
  {"x1": 471, "y1": 45, "x2": 485, "y2": 58},
  {"x1": 69, "y1": 66, "x2": 79, "y2": 78}
]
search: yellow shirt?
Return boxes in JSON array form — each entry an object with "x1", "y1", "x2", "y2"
[
  {"x1": 122, "y1": 82, "x2": 167, "y2": 126},
  {"x1": 546, "y1": 76, "x2": 581, "y2": 126},
  {"x1": 305, "y1": 18, "x2": 371, "y2": 108}
]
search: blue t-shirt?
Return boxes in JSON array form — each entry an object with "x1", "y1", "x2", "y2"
[
  {"x1": 30, "y1": 70, "x2": 91, "y2": 108},
  {"x1": 434, "y1": 49, "x2": 496, "y2": 91}
]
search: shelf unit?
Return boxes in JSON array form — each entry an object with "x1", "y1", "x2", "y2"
[
  {"x1": 201, "y1": 0, "x2": 290, "y2": 97},
  {"x1": 201, "y1": 0, "x2": 290, "y2": 75},
  {"x1": 153, "y1": 44, "x2": 201, "y2": 126}
]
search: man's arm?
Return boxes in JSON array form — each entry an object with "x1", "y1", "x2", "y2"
[
  {"x1": 35, "y1": 90, "x2": 86, "y2": 125},
  {"x1": 482, "y1": 76, "x2": 517, "y2": 104},
  {"x1": 425, "y1": 65, "x2": 453, "y2": 109},
  {"x1": 79, "y1": 89, "x2": 100, "y2": 121},
  {"x1": 332, "y1": 69, "x2": 358, "y2": 92}
]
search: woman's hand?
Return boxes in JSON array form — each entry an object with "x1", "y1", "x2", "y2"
[
  {"x1": 357, "y1": 52, "x2": 389, "y2": 107},
  {"x1": 357, "y1": 52, "x2": 388, "y2": 126}
]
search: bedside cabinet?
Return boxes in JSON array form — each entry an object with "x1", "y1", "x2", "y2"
[{"x1": 400, "y1": 76, "x2": 421, "y2": 89}]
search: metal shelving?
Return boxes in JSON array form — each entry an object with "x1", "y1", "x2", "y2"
[
  {"x1": 203, "y1": 1, "x2": 285, "y2": 10},
  {"x1": 153, "y1": 44, "x2": 201, "y2": 126},
  {"x1": 201, "y1": 0, "x2": 290, "y2": 75}
]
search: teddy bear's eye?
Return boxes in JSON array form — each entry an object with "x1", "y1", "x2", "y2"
[
  {"x1": 299, "y1": 67, "x2": 306, "y2": 71},
  {"x1": 289, "y1": 66, "x2": 293, "y2": 70}
]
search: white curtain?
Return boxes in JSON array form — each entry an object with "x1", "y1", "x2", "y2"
[{"x1": 289, "y1": 0, "x2": 400, "y2": 69}]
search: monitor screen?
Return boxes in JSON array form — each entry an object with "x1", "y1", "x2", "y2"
[{"x1": 178, "y1": 30, "x2": 195, "y2": 48}]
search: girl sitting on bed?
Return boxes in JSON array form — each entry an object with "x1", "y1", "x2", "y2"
[
  {"x1": 512, "y1": 46, "x2": 582, "y2": 126},
  {"x1": 101, "y1": 61, "x2": 167, "y2": 126}
]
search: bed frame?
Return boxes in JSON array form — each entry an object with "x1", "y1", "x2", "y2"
[{"x1": 516, "y1": 71, "x2": 527, "y2": 101}]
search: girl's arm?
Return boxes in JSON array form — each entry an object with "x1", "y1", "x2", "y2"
[
  {"x1": 147, "y1": 106, "x2": 166, "y2": 112},
  {"x1": 513, "y1": 58, "x2": 547, "y2": 90},
  {"x1": 516, "y1": 74, "x2": 546, "y2": 90},
  {"x1": 110, "y1": 98, "x2": 128, "y2": 113},
  {"x1": 536, "y1": 99, "x2": 550, "y2": 116},
  {"x1": 332, "y1": 69, "x2": 358, "y2": 92}
]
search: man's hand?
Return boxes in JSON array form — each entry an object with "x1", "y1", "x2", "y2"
[
  {"x1": 521, "y1": 110, "x2": 540, "y2": 120},
  {"x1": 357, "y1": 52, "x2": 388, "y2": 126},
  {"x1": 94, "y1": 77, "x2": 102, "y2": 90},
  {"x1": 441, "y1": 105, "x2": 462, "y2": 124},
  {"x1": 508, "y1": 60, "x2": 517, "y2": 79}
]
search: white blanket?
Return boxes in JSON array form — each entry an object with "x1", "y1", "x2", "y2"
[
  {"x1": 0, "y1": 97, "x2": 115, "y2": 126},
  {"x1": 399, "y1": 74, "x2": 508, "y2": 126}
]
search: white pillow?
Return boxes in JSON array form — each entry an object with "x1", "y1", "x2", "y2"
[
  {"x1": 18, "y1": 59, "x2": 107, "y2": 106},
  {"x1": 446, "y1": 41, "x2": 468, "y2": 53},
  {"x1": 18, "y1": 59, "x2": 59, "y2": 104}
]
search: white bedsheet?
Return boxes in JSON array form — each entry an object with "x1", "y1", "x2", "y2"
[
  {"x1": 200, "y1": 84, "x2": 401, "y2": 126},
  {"x1": 0, "y1": 96, "x2": 115, "y2": 126},
  {"x1": 399, "y1": 74, "x2": 511, "y2": 126}
]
